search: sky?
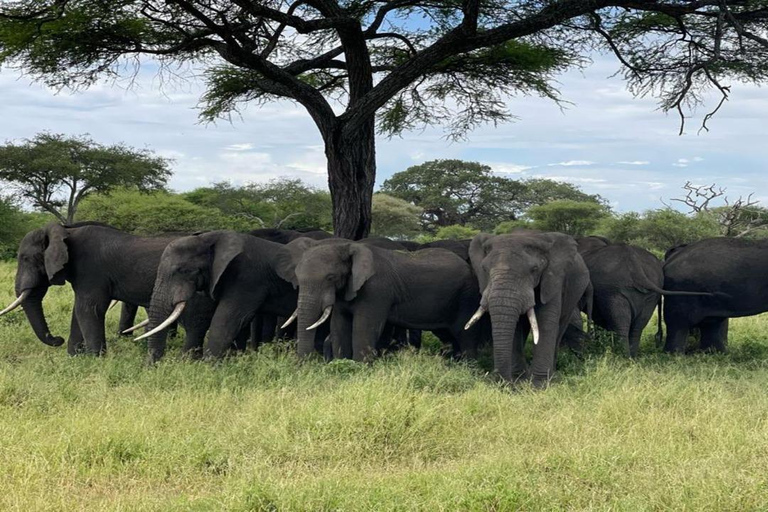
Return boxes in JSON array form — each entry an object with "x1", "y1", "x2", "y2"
[{"x1": 0, "y1": 55, "x2": 765, "y2": 213}]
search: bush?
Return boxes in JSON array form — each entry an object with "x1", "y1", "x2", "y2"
[
  {"x1": 527, "y1": 200, "x2": 609, "y2": 236},
  {"x1": 76, "y1": 188, "x2": 254, "y2": 235}
]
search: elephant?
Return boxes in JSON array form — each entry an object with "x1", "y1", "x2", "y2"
[
  {"x1": 142, "y1": 230, "x2": 320, "y2": 362},
  {"x1": 662, "y1": 238, "x2": 759, "y2": 354},
  {"x1": 0, "y1": 222, "x2": 213, "y2": 356},
  {"x1": 280, "y1": 238, "x2": 484, "y2": 362},
  {"x1": 467, "y1": 231, "x2": 591, "y2": 387},
  {"x1": 576, "y1": 236, "x2": 712, "y2": 357},
  {"x1": 248, "y1": 228, "x2": 333, "y2": 244},
  {"x1": 418, "y1": 239, "x2": 471, "y2": 262}
]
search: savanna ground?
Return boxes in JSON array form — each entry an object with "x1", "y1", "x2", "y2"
[{"x1": 1, "y1": 260, "x2": 768, "y2": 511}]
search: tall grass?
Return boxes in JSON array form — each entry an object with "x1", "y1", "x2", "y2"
[{"x1": 0, "y1": 260, "x2": 767, "y2": 510}]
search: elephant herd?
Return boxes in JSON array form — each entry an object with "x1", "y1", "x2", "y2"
[{"x1": 2, "y1": 221, "x2": 765, "y2": 388}]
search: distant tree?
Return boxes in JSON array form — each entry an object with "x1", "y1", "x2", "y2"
[
  {"x1": 0, "y1": 133, "x2": 171, "y2": 224},
  {"x1": 184, "y1": 178, "x2": 332, "y2": 231},
  {"x1": 667, "y1": 181, "x2": 768, "y2": 237},
  {"x1": 519, "y1": 179, "x2": 605, "y2": 210},
  {"x1": 77, "y1": 188, "x2": 250, "y2": 235},
  {"x1": 434, "y1": 224, "x2": 480, "y2": 240},
  {"x1": 370, "y1": 194, "x2": 422, "y2": 239},
  {"x1": 597, "y1": 208, "x2": 720, "y2": 254},
  {"x1": 0, "y1": 194, "x2": 51, "y2": 258},
  {"x1": 383, "y1": 160, "x2": 604, "y2": 232},
  {"x1": 527, "y1": 200, "x2": 608, "y2": 236}
]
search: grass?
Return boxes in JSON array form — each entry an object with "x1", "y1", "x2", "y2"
[{"x1": 1, "y1": 259, "x2": 768, "y2": 510}]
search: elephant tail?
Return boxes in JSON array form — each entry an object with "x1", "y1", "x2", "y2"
[
  {"x1": 628, "y1": 251, "x2": 717, "y2": 297},
  {"x1": 656, "y1": 296, "x2": 663, "y2": 345}
]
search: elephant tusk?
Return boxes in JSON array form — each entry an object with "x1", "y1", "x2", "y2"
[
  {"x1": 134, "y1": 302, "x2": 186, "y2": 341},
  {"x1": 0, "y1": 290, "x2": 28, "y2": 317},
  {"x1": 527, "y1": 307, "x2": 540, "y2": 345},
  {"x1": 122, "y1": 318, "x2": 149, "y2": 334},
  {"x1": 107, "y1": 299, "x2": 119, "y2": 311},
  {"x1": 281, "y1": 310, "x2": 298, "y2": 329},
  {"x1": 464, "y1": 305, "x2": 486, "y2": 330},
  {"x1": 306, "y1": 306, "x2": 332, "y2": 331}
]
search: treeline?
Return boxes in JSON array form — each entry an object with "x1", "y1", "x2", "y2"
[{"x1": 1, "y1": 158, "x2": 766, "y2": 259}]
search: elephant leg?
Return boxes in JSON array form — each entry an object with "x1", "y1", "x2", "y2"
[
  {"x1": 180, "y1": 300, "x2": 214, "y2": 360},
  {"x1": 232, "y1": 324, "x2": 250, "y2": 352},
  {"x1": 330, "y1": 310, "x2": 353, "y2": 360},
  {"x1": 627, "y1": 297, "x2": 658, "y2": 358},
  {"x1": 699, "y1": 317, "x2": 729, "y2": 353},
  {"x1": 250, "y1": 316, "x2": 264, "y2": 350},
  {"x1": 529, "y1": 305, "x2": 562, "y2": 389},
  {"x1": 664, "y1": 322, "x2": 690, "y2": 354},
  {"x1": 117, "y1": 303, "x2": 139, "y2": 335},
  {"x1": 315, "y1": 323, "x2": 331, "y2": 355},
  {"x1": 260, "y1": 315, "x2": 278, "y2": 346},
  {"x1": 206, "y1": 305, "x2": 258, "y2": 359},
  {"x1": 67, "y1": 309, "x2": 85, "y2": 356},
  {"x1": 408, "y1": 329, "x2": 422, "y2": 349},
  {"x1": 376, "y1": 323, "x2": 396, "y2": 354},
  {"x1": 74, "y1": 294, "x2": 109, "y2": 356},
  {"x1": 323, "y1": 335, "x2": 334, "y2": 361},
  {"x1": 352, "y1": 313, "x2": 386, "y2": 363}
]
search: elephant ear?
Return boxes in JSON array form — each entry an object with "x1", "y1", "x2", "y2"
[
  {"x1": 540, "y1": 234, "x2": 578, "y2": 305},
  {"x1": 275, "y1": 237, "x2": 320, "y2": 288},
  {"x1": 273, "y1": 246, "x2": 299, "y2": 288},
  {"x1": 345, "y1": 243, "x2": 375, "y2": 301},
  {"x1": 209, "y1": 233, "x2": 244, "y2": 300},
  {"x1": 44, "y1": 223, "x2": 69, "y2": 285},
  {"x1": 469, "y1": 233, "x2": 494, "y2": 293}
]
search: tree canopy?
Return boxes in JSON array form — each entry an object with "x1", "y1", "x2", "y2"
[
  {"x1": 183, "y1": 178, "x2": 333, "y2": 231},
  {"x1": 0, "y1": 132, "x2": 171, "y2": 223},
  {"x1": 381, "y1": 159, "x2": 601, "y2": 231},
  {"x1": 2, "y1": 0, "x2": 766, "y2": 238}
]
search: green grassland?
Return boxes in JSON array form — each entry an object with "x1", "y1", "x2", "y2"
[{"x1": 1, "y1": 260, "x2": 768, "y2": 511}]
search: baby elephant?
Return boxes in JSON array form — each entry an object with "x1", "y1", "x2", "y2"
[{"x1": 281, "y1": 238, "x2": 484, "y2": 362}]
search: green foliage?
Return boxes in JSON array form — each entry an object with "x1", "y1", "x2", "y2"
[
  {"x1": 494, "y1": 219, "x2": 535, "y2": 234},
  {"x1": 184, "y1": 179, "x2": 332, "y2": 231},
  {"x1": 0, "y1": 195, "x2": 51, "y2": 259},
  {"x1": 370, "y1": 193, "x2": 422, "y2": 239},
  {"x1": 597, "y1": 209, "x2": 720, "y2": 255},
  {"x1": 76, "y1": 188, "x2": 252, "y2": 235},
  {"x1": 434, "y1": 224, "x2": 480, "y2": 240},
  {"x1": 527, "y1": 200, "x2": 610, "y2": 236},
  {"x1": 0, "y1": 132, "x2": 171, "y2": 223},
  {"x1": 1, "y1": 263, "x2": 768, "y2": 508},
  {"x1": 381, "y1": 160, "x2": 599, "y2": 232}
]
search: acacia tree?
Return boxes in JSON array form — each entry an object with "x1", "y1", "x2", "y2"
[
  {"x1": 0, "y1": 132, "x2": 171, "y2": 223},
  {"x1": 1, "y1": 1, "x2": 766, "y2": 238}
]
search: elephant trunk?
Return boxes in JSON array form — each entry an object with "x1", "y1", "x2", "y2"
[
  {"x1": 487, "y1": 276, "x2": 534, "y2": 382},
  {"x1": 145, "y1": 282, "x2": 174, "y2": 363},
  {"x1": 296, "y1": 292, "x2": 323, "y2": 358},
  {"x1": 20, "y1": 287, "x2": 64, "y2": 347}
]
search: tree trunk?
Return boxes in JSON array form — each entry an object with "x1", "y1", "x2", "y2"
[{"x1": 325, "y1": 121, "x2": 376, "y2": 240}]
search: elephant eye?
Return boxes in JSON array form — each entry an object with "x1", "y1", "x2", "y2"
[{"x1": 326, "y1": 274, "x2": 336, "y2": 282}]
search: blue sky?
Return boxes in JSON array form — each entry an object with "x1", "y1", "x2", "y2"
[{"x1": 0, "y1": 55, "x2": 765, "y2": 213}]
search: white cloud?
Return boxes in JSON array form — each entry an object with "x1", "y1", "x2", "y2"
[
  {"x1": 672, "y1": 158, "x2": 689, "y2": 167},
  {"x1": 487, "y1": 162, "x2": 532, "y2": 174},
  {"x1": 616, "y1": 160, "x2": 650, "y2": 165},
  {"x1": 547, "y1": 160, "x2": 595, "y2": 167},
  {"x1": 224, "y1": 143, "x2": 255, "y2": 151}
]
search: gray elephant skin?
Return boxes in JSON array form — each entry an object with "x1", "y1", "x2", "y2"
[
  {"x1": 468, "y1": 232, "x2": 590, "y2": 387},
  {"x1": 281, "y1": 238, "x2": 483, "y2": 362},
  {"x1": 145, "y1": 230, "x2": 307, "y2": 362},
  {"x1": 577, "y1": 236, "x2": 712, "y2": 357},
  {"x1": 2, "y1": 222, "x2": 213, "y2": 356},
  {"x1": 663, "y1": 237, "x2": 759, "y2": 353}
]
